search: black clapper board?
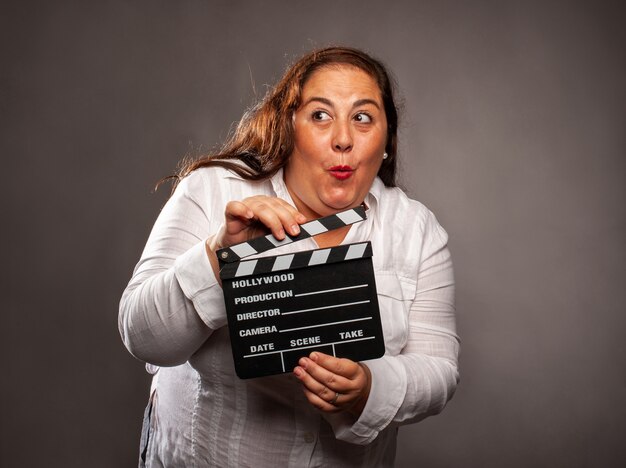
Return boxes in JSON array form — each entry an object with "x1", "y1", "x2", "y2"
[{"x1": 217, "y1": 206, "x2": 385, "y2": 379}]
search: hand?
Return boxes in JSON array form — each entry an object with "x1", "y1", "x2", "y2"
[
  {"x1": 205, "y1": 196, "x2": 306, "y2": 280},
  {"x1": 218, "y1": 196, "x2": 307, "y2": 248},
  {"x1": 293, "y1": 352, "x2": 372, "y2": 416}
]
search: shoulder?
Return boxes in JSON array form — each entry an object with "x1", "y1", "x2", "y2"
[
  {"x1": 375, "y1": 185, "x2": 446, "y2": 239},
  {"x1": 177, "y1": 165, "x2": 269, "y2": 196},
  {"x1": 178, "y1": 165, "x2": 243, "y2": 190},
  {"x1": 172, "y1": 166, "x2": 275, "y2": 213},
  {"x1": 372, "y1": 184, "x2": 450, "y2": 279}
]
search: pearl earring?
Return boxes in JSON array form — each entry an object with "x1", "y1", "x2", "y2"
[{"x1": 383, "y1": 152, "x2": 388, "y2": 159}]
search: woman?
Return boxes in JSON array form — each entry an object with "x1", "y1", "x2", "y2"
[{"x1": 120, "y1": 46, "x2": 459, "y2": 467}]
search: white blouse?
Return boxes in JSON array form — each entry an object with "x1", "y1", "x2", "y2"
[{"x1": 119, "y1": 166, "x2": 459, "y2": 467}]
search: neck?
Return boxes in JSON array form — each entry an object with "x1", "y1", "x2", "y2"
[
  {"x1": 284, "y1": 182, "x2": 322, "y2": 221},
  {"x1": 284, "y1": 185, "x2": 352, "y2": 248},
  {"x1": 314, "y1": 225, "x2": 351, "y2": 248}
]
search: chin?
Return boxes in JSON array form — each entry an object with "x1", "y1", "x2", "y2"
[{"x1": 321, "y1": 198, "x2": 359, "y2": 214}]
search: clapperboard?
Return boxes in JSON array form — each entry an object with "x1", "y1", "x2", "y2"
[{"x1": 217, "y1": 206, "x2": 385, "y2": 379}]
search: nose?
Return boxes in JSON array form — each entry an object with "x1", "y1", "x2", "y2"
[{"x1": 332, "y1": 121, "x2": 353, "y2": 153}]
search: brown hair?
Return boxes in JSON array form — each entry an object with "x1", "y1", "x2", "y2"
[{"x1": 172, "y1": 46, "x2": 400, "y2": 187}]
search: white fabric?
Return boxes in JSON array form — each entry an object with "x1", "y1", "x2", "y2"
[{"x1": 119, "y1": 166, "x2": 459, "y2": 467}]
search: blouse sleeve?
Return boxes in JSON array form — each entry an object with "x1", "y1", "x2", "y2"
[
  {"x1": 118, "y1": 171, "x2": 228, "y2": 366},
  {"x1": 327, "y1": 209, "x2": 459, "y2": 444}
]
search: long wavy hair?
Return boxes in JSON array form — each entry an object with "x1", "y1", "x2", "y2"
[{"x1": 171, "y1": 46, "x2": 399, "y2": 188}]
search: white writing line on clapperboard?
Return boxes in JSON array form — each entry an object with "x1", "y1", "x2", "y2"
[
  {"x1": 294, "y1": 284, "x2": 368, "y2": 297},
  {"x1": 281, "y1": 300, "x2": 370, "y2": 316},
  {"x1": 242, "y1": 335, "x2": 376, "y2": 359},
  {"x1": 279, "y1": 317, "x2": 372, "y2": 333},
  {"x1": 240, "y1": 317, "x2": 372, "y2": 339}
]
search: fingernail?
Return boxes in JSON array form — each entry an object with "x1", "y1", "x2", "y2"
[
  {"x1": 294, "y1": 367, "x2": 303, "y2": 377},
  {"x1": 310, "y1": 352, "x2": 318, "y2": 361},
  {"x1": 277, "y1": 228, "x2": 285, "y2": 239},
  {"x1": 297, "y1": 214, "x2": 307, "y2": 223},
  {"x1": 299, "y1": 357, "x2": 308, "y2": 369},
  {"x1": 291, "y1": 224, "x2": 300, "y2": 235}
]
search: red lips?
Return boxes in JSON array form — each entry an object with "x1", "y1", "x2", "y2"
[{"x1": 328, "y1": 165, "x2": 354, "y2": 181}]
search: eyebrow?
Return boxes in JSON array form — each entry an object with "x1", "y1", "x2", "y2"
[{"x1": 303, "y1": 96, "x2": 381, "y2": 110}]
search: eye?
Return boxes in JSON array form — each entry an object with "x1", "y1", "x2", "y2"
[
  {"x1": 312, "y1": 110, "x2": 331, "y2": 121},
  {"x1": 354, "y1": 112, "x2": 372, "y2": 123}
]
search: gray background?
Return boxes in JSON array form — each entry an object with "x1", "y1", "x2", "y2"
[{"x1": 2, "y1": 0, "x2": 624, "y2": 467}]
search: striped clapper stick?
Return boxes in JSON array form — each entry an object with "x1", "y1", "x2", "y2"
[{"x1": 217, "y1": 206, "x2": 385, "y2": 379}]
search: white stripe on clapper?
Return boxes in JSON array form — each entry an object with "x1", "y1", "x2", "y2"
[
  {"x1": 272, "y1": 254, "x2": 294, "y2": 272},
  {"x1": 336, "y1": 208, "x2": 363, "y2": 225},
  {"x1": 302, "y1": 220, "x2": 327, "y2": 236},
  {"x1": 266, "y1": 235, "x2": 293, "y2": 248},
  {"x1": 308, "y1": 248, "x2": 331, "y2": 266},
  {"x1": 344, "y1": 243, "x2": 367, "y2": 260},
  {"x1": 235, "y1": 260, "x2": 258, "y2": 277},
  {"x1": 230, "y1": 242, "x2": 258, "y2": 258}
]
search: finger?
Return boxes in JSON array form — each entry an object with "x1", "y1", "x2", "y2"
[
  {"x1": 293, "y1": 365, "x2": 340, "y2": 402},
  {"x1": 308, "y1": 352, "x2": 362, "y2": 380},
  {"x1": 301, "y1": 387, "x2": 342, "y2": 413},
  {"x1": 244, "y1": 197, "x2": 306, "y2": 237},
  {"x1": 294, "y1": 366, "x2": 346, "y2": 411},
  {"x1": 276, "y1": 203, "x2": 306, "y2": 236},
  {"x1": 245, "y1": 202, "x2": 288, "y2": 240},
  {"x1": 224, "y1": 200, "x2": 254, "y2": 222},
  {"x1": 296, "y1": 369, "x2": 360, "y2": 411},
  {"x1": 269, "y1": 198, "x2": 307, "y2": 225},
  {"x1": 296, "y1": 357, "x2": 353, "y2": 393},
  {"x1": 255, "y1": 197, "x2": 307, "y2": 234},
  {"x1": 217, "y1": 202, "x2": 258, "y2": 247}
]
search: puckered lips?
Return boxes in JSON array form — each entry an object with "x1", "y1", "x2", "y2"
[{"x1": 328, "y1": 165, "x2": 354, "y2": 181}]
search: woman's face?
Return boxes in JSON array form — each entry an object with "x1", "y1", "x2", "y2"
[{"x1": 284, "y1": 65, "x2": 388, "y2": 218}]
